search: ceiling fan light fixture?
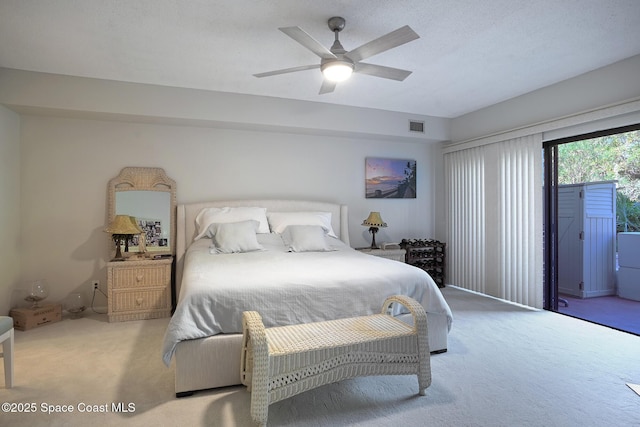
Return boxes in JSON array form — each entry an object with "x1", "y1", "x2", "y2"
[
  {"x1": 321, "y1": 60, "x2": 354, "y2": 82},
  {"x1": 257, "y1": 17, "x2": 419, "y2": 94}
]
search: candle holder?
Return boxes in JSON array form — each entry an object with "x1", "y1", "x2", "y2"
[
  {"x1": 25, "y1": 280, "x2": 49, "y2": 309},
  {"x1": 65, "y1": 293, "x2": 86, "y2": 319}
]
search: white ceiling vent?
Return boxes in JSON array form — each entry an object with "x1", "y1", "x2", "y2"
[{"x1": 409, "y1": 120, "x2": 424, "y2": 133}]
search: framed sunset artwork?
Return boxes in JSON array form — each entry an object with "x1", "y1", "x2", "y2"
[{"x1": 365, "y1": 157, "x2": 417, "y2": 198}]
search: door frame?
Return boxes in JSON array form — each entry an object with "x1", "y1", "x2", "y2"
[{"x1": 543, "y1": 123, "x2": 640, "y2": 311}]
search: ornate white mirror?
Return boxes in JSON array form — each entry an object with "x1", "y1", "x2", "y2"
[{"x1": 107, "y1": 167, "x2": 176, "y2": 257}]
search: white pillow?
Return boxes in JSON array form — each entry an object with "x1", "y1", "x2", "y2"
[
  {"x1": 194, "y1": 206, "x2": 269, "y2": 240},
  {"x1": 267, "y1": 211, "x2": 337, "y2": 238},
  {"x1": 282, "y1": 225, "x2": 333, "y2": 252},
  {"x1": 206, "y1": 220, "x2": 263, "y2": 254}
]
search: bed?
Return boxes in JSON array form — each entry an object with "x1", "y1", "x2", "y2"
[{"x1": 163, "y1": 199, "x2": 453, "y2": 396}]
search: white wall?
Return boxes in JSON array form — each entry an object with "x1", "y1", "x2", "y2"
[
  {"x1": 451, "y1": 55, "x2": 640, "y2": 143},
  {"x1": 0, "y1": 68, "x2": 449, "y2": 144},
  {"x1": 0, "y1": 105, "x2": 21, "y2": 315},
  {"x1": 6, "y1": 52, "x2": 640, "y2": 312},
  {"x1": 17, "y1": 114, "x2": 443, "y2": 309},
  {"x1": 0, "y1": 68, "x2": 449, "y2": 312}
]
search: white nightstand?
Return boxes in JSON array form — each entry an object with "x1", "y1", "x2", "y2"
[
  {"x1": 356, "y1": 247, "x2": 406, "y2": 262},
  {"x1": 106, "y1": 257, "x2": 173, "y2": 322}
]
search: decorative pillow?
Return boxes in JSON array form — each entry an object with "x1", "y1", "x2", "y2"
[
  {"x1": 206, "y1": 220, "x2": 264, "y2": 254},
  {"x1": 267, "y1": 211, "x2": 337, "y2": 238},
  {"x1": 194, "y1": 206, "x2": 269, "y2": 240},
  {"x1": 282, "y1": 225, "x2": 333, "y2": 252}
]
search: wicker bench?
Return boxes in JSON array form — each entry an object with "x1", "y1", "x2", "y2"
[{"x1": 240, "y1": 295, "x2": 431, "y2": 426}]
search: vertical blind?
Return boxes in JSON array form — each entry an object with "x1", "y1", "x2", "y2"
[
  {"x1": 444, "y1": 134, "x2": 543, "y2": 308},
  {"x1": 444, "y1": 146, "x2": 486, "y2": 294}
]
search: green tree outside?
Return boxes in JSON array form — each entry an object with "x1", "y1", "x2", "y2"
[{"x1": 557, "y1": 130, "x2": 640, "y2": 232}]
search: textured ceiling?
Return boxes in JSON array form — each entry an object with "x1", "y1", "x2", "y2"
[{"x1": 1, "y1": 0, "x2": 639, "y2": 118}]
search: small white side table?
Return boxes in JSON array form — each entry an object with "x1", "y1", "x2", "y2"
[{"x1": 356, "y1": 247, "x2": 406, "y2": 263}]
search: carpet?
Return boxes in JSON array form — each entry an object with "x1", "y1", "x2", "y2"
[
  {"x1": 628, "y1": 383, "x2": 640, "y2": 397},
  {"x1": 1, "y1": 286, "x2": 639, "y2": 426}
]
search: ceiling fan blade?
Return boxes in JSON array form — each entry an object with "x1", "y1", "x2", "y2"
[
  {"x1": 279, "y1": 26, "x2": 337, "y2": 59},
  {"x1": 345, "y1": 25, "x2": 419, "y2": 63},
  {"x1": 354, "y1": 63, "x2": 412, "y2": 81},
  {"x1": 253, "y1": 64, "x2": 320, "y2": 78},
  {"x1": 319, "y1": 79, "x2": 337, "y2": 94}
]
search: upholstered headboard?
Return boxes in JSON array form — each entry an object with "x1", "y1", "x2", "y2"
[{"x1": 174, "y1": 199, "x2": 349, "y2": 299}]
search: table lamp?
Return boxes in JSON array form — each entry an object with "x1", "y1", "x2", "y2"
[
  {"x1": 105, "y1": 215, "x2": 143, "y2": 261},
  {"x1": 362, "y1": 212, "x2": 387, "y2": 249}
]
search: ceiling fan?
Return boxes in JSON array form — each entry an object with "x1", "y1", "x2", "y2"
[{"x1": 254, "y1": 16, "x2": 420, "y2": 94}]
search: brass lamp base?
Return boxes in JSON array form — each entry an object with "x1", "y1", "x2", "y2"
[{"x1": 112, "y1": 235, "x2": 126, "y2": 261}]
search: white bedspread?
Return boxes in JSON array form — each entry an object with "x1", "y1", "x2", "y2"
[{"x1": 162, "y1": 234, "x2": 453, "y2": 366}]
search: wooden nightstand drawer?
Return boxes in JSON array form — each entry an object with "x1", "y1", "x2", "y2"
[
  {"x1": 110, "y1": 265, "x2": 170, "y2": 289},
  {"x1": 111, "y1": 288, "x2": 169, "y2": 312}
]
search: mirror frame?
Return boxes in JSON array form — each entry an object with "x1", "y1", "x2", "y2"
[{"x1": 107, "y1": 167, "x2": 176, "y2": 256}]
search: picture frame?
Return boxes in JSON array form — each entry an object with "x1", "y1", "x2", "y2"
[
  {"x1": 365, "y1": 157, "x2": 416, "y2": 199},
  {"x1": 129, "y1": 218, "x2": 166, "y2": 251}
]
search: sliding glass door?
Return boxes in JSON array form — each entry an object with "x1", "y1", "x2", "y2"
[
  {"x1": 543, "y1": 144, "x2": 559, "y2": 310},
  {"x1": 543, "y1": 124, "x2": 640, "y2": 334}
]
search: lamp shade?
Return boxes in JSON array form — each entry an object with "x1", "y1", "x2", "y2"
[
  {"x1": 321, "y1": 60, "x2": 354, "y2": 82},
  {"x1": 362, "y1": 212, "x2": 387, "y2": 228},
  {"x1": 105, "y1": 215, "x2": 143, "y2": 235}
]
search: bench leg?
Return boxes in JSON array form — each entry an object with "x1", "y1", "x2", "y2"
[
  {"x1": 243, "y1": 311, "x2": 269, "y2": 426},
  {"x1": 250, "y1": 372, "x2": 268, "y2": 427},
  {"x1": 416, "y1": 318, "x2": 431, "y2": 396},
  {"x1": 417, "y1": 354, "x2": 431, "y2": 396},
  {"x1": 382, "y1": 295, "x2": 431, "y2": 396}
]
